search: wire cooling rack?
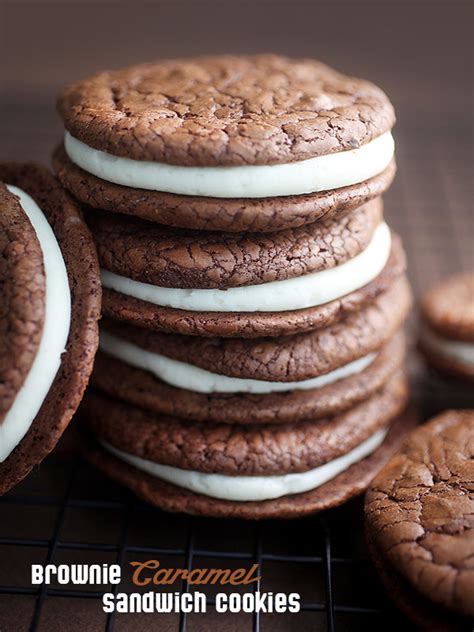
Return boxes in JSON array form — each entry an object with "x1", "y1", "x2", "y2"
[
  {"x1": 0, "y1": 454, "x2": 416, "y2": 632},
  {"x1": 0, "y1": 110, "x2": 473, "y2": 632}
]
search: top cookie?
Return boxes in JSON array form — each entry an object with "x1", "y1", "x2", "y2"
[{"x1": 57, "y1": 54, "x2": 394, "y2": 167}]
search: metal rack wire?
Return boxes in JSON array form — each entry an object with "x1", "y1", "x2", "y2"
[
  {"x1": 0, "y1": 455, "x2": 406, "y2": 632},
  {"x1": 0, "y1": 117, "x2": 472, "y2": 631}
]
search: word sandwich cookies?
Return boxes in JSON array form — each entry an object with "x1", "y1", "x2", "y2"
[
  {"x1": 0, "y1": 163, "x2": 101, "y2": 494},
  {"x1": 55, "y1": 54, "x2": 414, "y2": 518}
]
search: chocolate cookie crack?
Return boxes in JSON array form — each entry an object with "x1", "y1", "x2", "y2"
[
  {"x1": 58, "y1": 55, "x2": 394, "y2": 166},
  {"x1": 0, "y1": 183, "x2": 46, "y2": 424},
  {"x1": 365, "y1": 410, "x2": 474, "y2": 618}
]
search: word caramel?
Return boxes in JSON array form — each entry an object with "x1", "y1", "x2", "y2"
[{"x1": 130, "y1": 560, "x2": 261, "y2": 586}]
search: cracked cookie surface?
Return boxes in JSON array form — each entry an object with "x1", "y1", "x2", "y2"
[
  {"x1": 101, "y1": 233, "x2": 406, "y2": 337},
  {"x1": 365, "y1": 410, "x2": 474, "y2": 620},
  {"x1": 100, "y1": 276, "x2": 410, "y2": 381},
  {"x1": 0, "y1": 163, "x2": 101, "y2": 495},
  {"x1": 421, "y1": 273, "x2": 474, "y2": 342},
  {"x1": 89, "y1": 198, "x2": 382, "y2": 288},
  {"x1": 92, "y1": 331, "x2": 405, "y2": 424},
  {"x1": 0, "y1": 183, "x2": 45, "y2": 425},
  {"x1": 83, "y1": 370, "x2": 408, "y2": 476},
  {"x1": 53, "y1": 144, "x2": 395, "y2": 232},
  {"x1": 81, "y1": 385, "x2": 415, "y2": 519},
  {"x1": 57, "y1": 54, "x2": 395, "y2": 167}
]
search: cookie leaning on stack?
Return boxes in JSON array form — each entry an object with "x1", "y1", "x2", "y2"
[
  {"x1": 54, "y1": 54, "x2": 414, "y2": 518},
  {"x1": 0, "y1": 163, "x2": 101, "y2": 494}
]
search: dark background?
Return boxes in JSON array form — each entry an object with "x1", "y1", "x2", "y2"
[
  {"x1": 1, "y1": 0, "x2": 473, "y2": 283},
  {"x1": 1, "y1": 0, "x2": 472, "y2": 156},
  {"x1": 0, "y1": 2, "x2": 473, "y2": 631}
]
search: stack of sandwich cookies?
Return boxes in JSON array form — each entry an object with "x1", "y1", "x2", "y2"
[
  {"x1": 419, "y1": 273, "x2": 474, "y2": 382},
  {"x1": 54, "y1": 54, "x2": 413, "y2": 517},
  {"x1": 0, "y1": 163, "x2": 101, "y2": 494}
]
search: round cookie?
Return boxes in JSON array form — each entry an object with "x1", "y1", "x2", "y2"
[
  {"x1": 58, "y1": 55, "x2": 395, "y2": 166},
  {"x1": 419, "y1": 273, "x2": 474, "y2": 382},
  {"x1": 0, "y1": 184, "x2": 45, "y2": 424},
  {"x1": 55, "y1": 54, "x2": 396, "y2": 232},
  {"x1": 92, "y1": 331, "x2": 406, "y2": 424},
  {"x1": 0, "y1": 162, "x2": 101, "y2": 494},
  {"x1": 365, "y1": 410, "x2": 474, "y2": 627},
  {"x1": 102, "y1": 233, "x2": 406, "y2": 337},
  {"x1": 87, "y1": 197, "x2": 382, "y2": 288},
  {"x1": 53, "y1": 145, "x2": 395, "y2": 233},
  {"x1": 80, "y1": 373, "x2": 413, "y2": 519}
]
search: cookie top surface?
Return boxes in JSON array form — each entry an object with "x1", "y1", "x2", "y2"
[
  {"x1": 83, "y1": 370, "x2": 408, "y2": 477},
  {"x1": 89, "y1": 198, "x2": 382, "y2": 289},
  {"x1": 365, "y1": 410, "x2": 474, "y2": 618},
  {"x1": 0, "y1": 184, "x2": 46, "y2": 425},
  {"x1": 57, "y1": 54, "x2": 395, "y2": 167},
  {"x1": 421, "y1": 273, "x2": 474, "y2": 342},
  {"x1": 0, "y1": 162, "x2": 101, "y2": 494}
]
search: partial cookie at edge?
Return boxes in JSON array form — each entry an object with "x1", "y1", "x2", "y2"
[{"x1": 0, "y1": 162, "x2": 101, "y2": 495}]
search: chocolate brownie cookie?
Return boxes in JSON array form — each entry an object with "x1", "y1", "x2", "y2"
[
  {"x1": 53, "y1": 145, "x2": 395, "y2": 233},
  {"x1": 55, "y1": 54, "x2": 396, "y2": 231},
  {"x1": 0, "y1": 162, "x2": 101, "y2": 494},
  {"x1": 87, "y1": 197, "x2": 382, "y2": 288},
  {"x1": 92, "y1": 331, "x2": 406, "y2": 424},
  {"x1": 365, "y1": 410, "x2": 474, "y2": 629},
  {"x1": 81, "y1": 372, "x2": 413, "y2": 518},
  {"x1": 0, "y1": 184, "x2": 45, "y2": 424},
  {"x1": 101, "y1": 228, "x2": 406, "y2": 337},
  {"x1": 92, "y1": 277, "x2": 410, "y2": 424},
  {"x1": 419, "y1": 273, "x2": 474, "y2": 382}
]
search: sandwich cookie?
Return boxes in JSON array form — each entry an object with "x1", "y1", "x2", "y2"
[
  {"x1": 54, "y1": 54, "x2": 396, "y2": 232},
  {"x1": 365, "y1": 410, "x2": 474, "y2": 630},
  {"x1": 419, "y1": 273, "x2": 474, "y2": 382},
  {"x1": 92, "y1": 276, "x2": 411, "y2": 423},
  {"x1": 81, "y1": 371, "x2": 412, "y2": 519},
  {"x1": 0, "y1": 163, "x2": 101, "y2": 494},
  {"x1": 100, "y1": 225, "x2": 406, "y2": 337}
]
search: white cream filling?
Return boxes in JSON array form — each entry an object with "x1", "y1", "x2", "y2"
[
  {"x1": 100, "y1": 330, "x2": 376, "y2": 394},
  {"x1": 102, "y1": 428, "x2": 387, "y2": 501},
  {"x1": 64, "y1": 131, "x2": 394, "y2": 199},
  {"x1": 101, "y1": 222, "x2": 391, "y2": 313},
  {"x1": 0, "y1": 186, "x2": 71, "y2": 462},
  {"x1": 421, "y1": 326, "x2": 474, "y2": 367}
]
